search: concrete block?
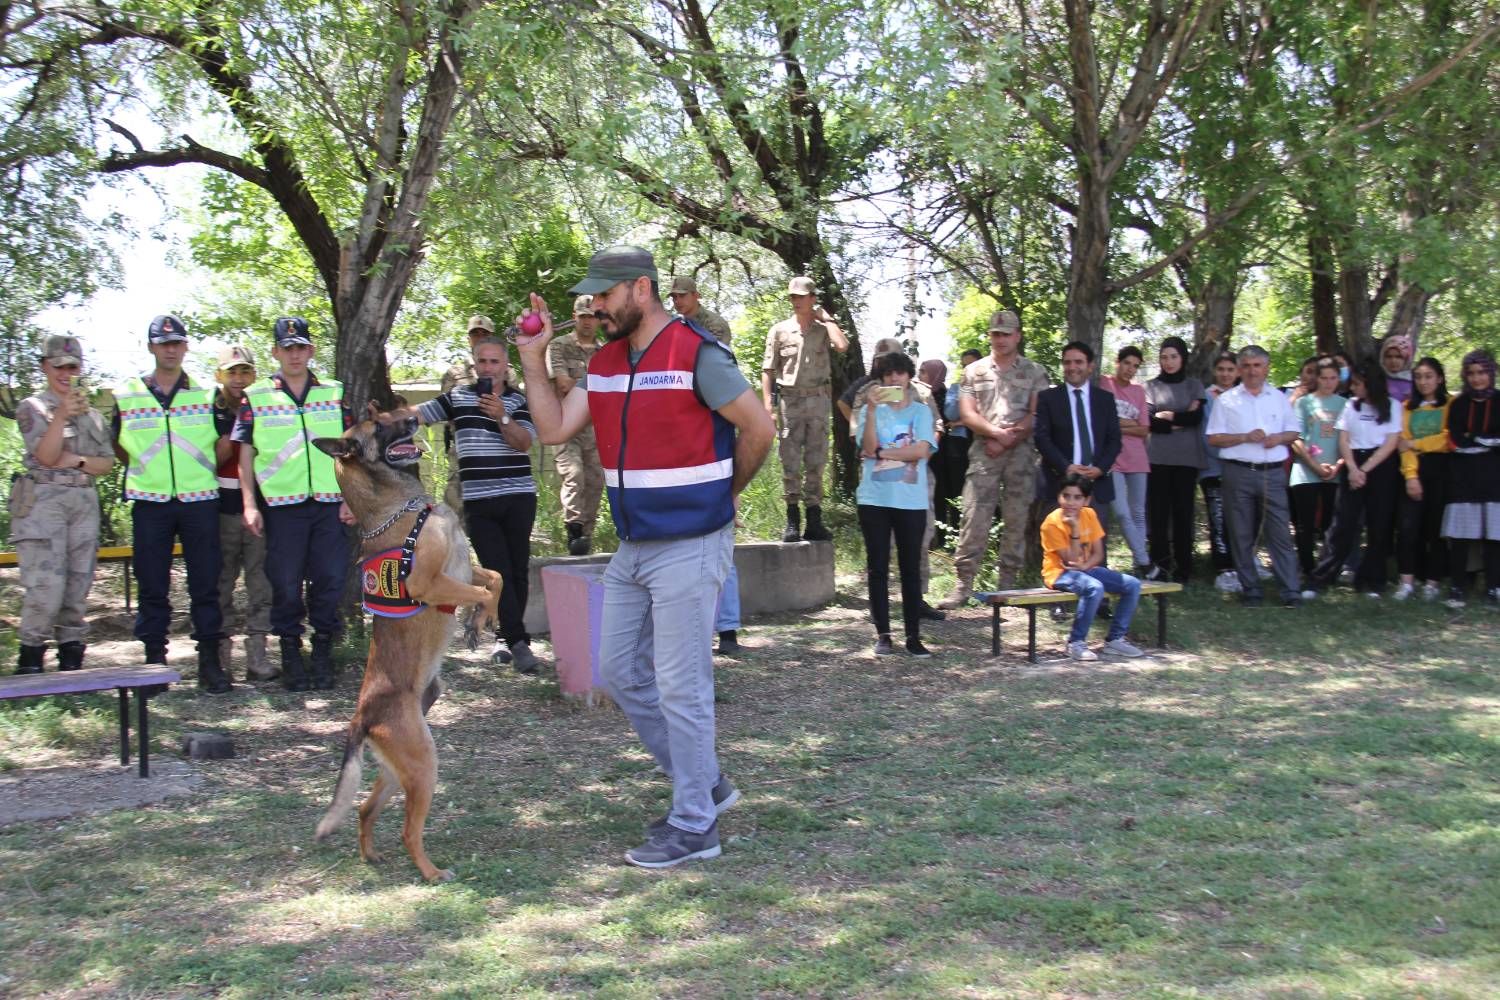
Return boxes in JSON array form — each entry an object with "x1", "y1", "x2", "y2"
[
  {"x1": 182, "y1": 732, "x2": 237, "y2": 760},
  {"x1": 522, "y1": 540, "x2": 834, "y2": 636}
]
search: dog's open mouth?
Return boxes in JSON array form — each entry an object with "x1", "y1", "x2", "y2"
[{"x1": 384, "y1": 441, "x2": 421, "y2": 466}]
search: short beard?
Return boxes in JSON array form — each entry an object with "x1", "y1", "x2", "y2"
[{"x1": 601, "y1": 299, "x2": 642, "y2": 342}]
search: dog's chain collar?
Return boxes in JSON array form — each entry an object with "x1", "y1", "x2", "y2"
[{"x1": 359, "y1": 494, "x2": 433, "y2": 540}]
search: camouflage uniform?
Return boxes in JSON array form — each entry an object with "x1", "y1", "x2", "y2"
[
  {"x1": 949, "y1": 354, "x2": 1050, "y2": 596},
  {"x1": 764, "y1": 317, "x2": 835, "y2": 505},
  {"x1": 547, "y1": 332, "x2": 605, "y2": 534},
  {"x1": 690, "y1": 306, "x2": 733, "y2": 346},
  {"x1": 850, "y1": 379, "x2": 944, "y2": 591},
  {"x1": 11, "y1": 390, "x2": 113, "y2": 647}
]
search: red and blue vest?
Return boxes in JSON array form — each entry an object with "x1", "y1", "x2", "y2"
[
  {"x1": 586, "y1": 319, "x2": 736, "y2": 541},
  {"x1": 360, "y1": 507, "x2": 456, "y2": 618}
]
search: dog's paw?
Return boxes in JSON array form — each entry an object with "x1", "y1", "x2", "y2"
[
  {"x1": 361, "y1": 849, "x2": 386, "y2": 865},
  {"x1": 427, "y1": 868, "x2": 457, "y2": 883}
]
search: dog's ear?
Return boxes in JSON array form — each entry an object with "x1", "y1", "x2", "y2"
[{"x1": 313, "y1": 436, "x2": 357, "y2": 460}]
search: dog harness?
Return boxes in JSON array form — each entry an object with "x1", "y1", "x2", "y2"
[{"x1": 361, "y1": 505, "x2": 456, "y2": 618}]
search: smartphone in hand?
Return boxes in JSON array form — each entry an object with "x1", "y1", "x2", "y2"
[
  {"x1": 873, "y1": 385, "x2": 903, "y2": 405},
  {"x1": 475, "y1": 376, "x2": 493, "y2": 397}
]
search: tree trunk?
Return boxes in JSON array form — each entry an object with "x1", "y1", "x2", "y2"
[
  {"x1": 1338, "y1": 263, "x2": 1378, "y2": 363},
  {"x1": 1309, "y1": 232, "x2": 1340, "y2": 356},
  {"x1": 1187, "y1": 273, "x2": 1237, "y2": 381},
  {"x1": 1384, "y1": 281, "x2": 1432, "y2": 356},
  {"x1": 1065, "y1": 177, "x2": 1112, "y2": 363}
]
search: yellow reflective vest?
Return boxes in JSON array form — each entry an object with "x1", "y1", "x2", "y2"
[
  {"x1": 115, "y1": 376, "x2": 219, "y2": 503},
  {"x1": 244, "y1": 379, "x2": 345, "y2": 506}
]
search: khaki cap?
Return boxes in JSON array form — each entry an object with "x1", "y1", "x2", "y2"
[
  {"x1": 467, "y1": 314, "x2": 496, "y2": 334},
  {"x1": 217, "y1": 344, "x2": 257, "y2": 370},
  {"x1": 787, "y1": 276, "x2": 817, "y2": 296},
  {"x1": 573, "y1": 295, "x2": 595, "y2": 316},
  {"x1": 40, "y1": 334, "x2": 83, "y2": 366},
  {"x1": 987, "y1": 309, "x2": 1021, "y2": 333},
  {"x1": 669, "y1": 276, "x2": 698, "y2": 295}
]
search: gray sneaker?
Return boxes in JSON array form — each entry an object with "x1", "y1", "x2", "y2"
[
  {"x1": 1067, "y1": 641, "x2": 1098, "y2": 662},
  {"x1": 626, "y1": 821, "x2": 721, "y2": 868},
  {"x1": 647, "y1": 776, "x2": 740, "y2": 836},
  {"x1": 510, "y1": 641, "x2": 539, "y2": 675},
  {"x1": 1103, "y1": 638, "x2": 1145, "y2": 658}
]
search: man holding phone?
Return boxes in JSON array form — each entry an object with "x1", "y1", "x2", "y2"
[{"x1": 386, "y1": 336, "x2": 543, "y2": 673}]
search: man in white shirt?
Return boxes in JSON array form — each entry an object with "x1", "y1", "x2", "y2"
[{"x1": 1205, "y1": 345, "x2": 1304, "y2": 607}]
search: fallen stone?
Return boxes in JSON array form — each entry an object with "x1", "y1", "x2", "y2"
[{"x1": 182, "y1": 732, "x2": 237, "y2": 760}]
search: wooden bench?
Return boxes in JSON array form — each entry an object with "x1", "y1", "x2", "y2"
[
  {"x1": 982, "y1": 581, "x2": 1185, "y2": 662},
  {"x1": 0, "y1": 543, "x2": 182, "y2": 613},
  {"x1": 0, "y1": 666, "x2": 181, "y2": 777}
]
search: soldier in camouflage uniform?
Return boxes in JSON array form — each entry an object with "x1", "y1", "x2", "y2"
[
  {"x1": 548, "y1": 295, "x2": 605, "y2": 554},
  {"x1": 439, "y1": 315, "x2": 499, "y2": 514},
  {"x1": 10, "y1": 335, "x2": 115, "y2": 674},
  {"x1": 939, "y1": 310, "x2": 1050, "y2": 608},
  {"x1": 669, "y1": 276, "x2": 733, "y2": 345},
  {"x1": 762, "y1": 276, "x2": 850, "y2": 542}
]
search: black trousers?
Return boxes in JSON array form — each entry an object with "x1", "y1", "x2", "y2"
[
  {"x1": 1397, "y1": 455, "x2": 1450, "y2": 583},
  {"x1": 858, "y1": 504, "x2": 926, "y2": 640},
  {"x1": 1310, "y1": 451, "x2": 1399, "y2": 592},
  {"x1": 132, "y1": 498, "x2": 223, "y2": 645},
  {"x1": 1148, "y1": 464, "x2": 1199, "y2": 582},
  {"x1": 934, "y1": 434, "x2": 970, "y2": 529},
  {"x1": 1289, "y1": 482, "x2": 1338, "y2": 578},
  {"x1": 1198, "y1": 476, "x2": 1234, "y2": 572},
  {"x1": 465, "y1": 492, "x2": 536, "y2": 644},
  {"x1": 264, "y1": 500, "x2": 348, "y2": 637}
]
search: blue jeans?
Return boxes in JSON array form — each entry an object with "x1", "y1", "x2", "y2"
[
  {"x1": 1110, "y1": 471, "x2": 1150, "y2": 566},
  {"x1": 1051, "y1": 567, "x2": 1141, "y2": 644},
  {"x1": 714, "y1": 562, "x2": 741, "y2": 632},
  {"x1": 600, "y1": 521, "x2": 734, "y2": 834}
]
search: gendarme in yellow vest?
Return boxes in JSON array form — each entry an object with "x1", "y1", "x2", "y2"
[
  {"x1": 245, "y1": 378, "x2": 344, "y2": 506},
  {"x1": 116, "y1": 376, "x2": 219, "y2": 503}
]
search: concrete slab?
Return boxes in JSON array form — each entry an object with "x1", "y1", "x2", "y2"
[{"x1": 522, "y1": 540, "x2": 835, "y2": 636}]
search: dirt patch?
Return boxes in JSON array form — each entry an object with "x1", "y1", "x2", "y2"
[{"x1": 0, "y1": 758, "x2": 201, "y2": 826}]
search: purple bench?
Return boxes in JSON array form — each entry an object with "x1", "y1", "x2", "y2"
[{"x1": 0, "y1": 666, "x2": 181, "y2": 777}]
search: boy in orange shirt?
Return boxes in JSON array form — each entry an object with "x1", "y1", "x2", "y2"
[{"x1": 1041, "y1": 473, "x2": 1145, "y2": 660}]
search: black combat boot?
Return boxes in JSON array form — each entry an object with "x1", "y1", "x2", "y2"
[
  {"x1": 782, "y1": 503, "x2": 801, "y2": 543},
  {"x1": 57, "y1": 641, "x2": 85, "y2": 671},
  {"x1": 309, "y1": 632, "x2": 336, "y2": 691},
  {"x1": 566, "y1": 521, "x2": 590, "y2": 556},
  {"x1": 143, "y1": 641, "x2": 168, "y2": 665},
  {"x1": 280, "y1": 636, "x2": 310, "y2": 692},
  {"x1": 715, "y1": 630, "x2": 740, "y2": 656},
  {"x1": 16, "y1": 644, "x2": 45, "y2": 675},
  {"x1": 196, "y1": 640, "x2": 233, "y2": 694},
  {"x1": 803, "y1": 505, "x2": 833, "y2": 542}
]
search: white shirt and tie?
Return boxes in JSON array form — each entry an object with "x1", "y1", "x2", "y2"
[{"x1": 1068, "y1": 385, "x2": 1096, "y2": 466}]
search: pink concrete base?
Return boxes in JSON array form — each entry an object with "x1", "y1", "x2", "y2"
[{"x1": 540, "y1": 563, "x2": 611, "y2": 706}]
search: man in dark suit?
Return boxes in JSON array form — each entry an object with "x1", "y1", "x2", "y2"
[{"x1": 1035, "y1": 340, "x2": 1123, "y2": 527}]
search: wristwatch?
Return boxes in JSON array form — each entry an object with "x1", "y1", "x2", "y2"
[{"x1": 875, "y1": 447, "x2": 883, "y2": 460}]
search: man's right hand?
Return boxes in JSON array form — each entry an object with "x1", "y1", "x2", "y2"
[
  {"x1": 983, "y1": 438, "x2": 1005, "y2": 459},
  {"x1": 1245, "y1": 428, "x2": 1267, "y2": 444},
  {"x1": 512, "y1": 292, "x2": 555, "y2": 362},
  {"x1": 243, "y1": 507, "x2": 264, "y2": 538}
]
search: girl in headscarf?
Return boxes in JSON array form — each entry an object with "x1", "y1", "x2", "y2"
[
  {"x1": 1380, "y1": 335, "x2": 1414, "y2": 405},
  {"x1": 1144, "y1": 336, "x2": 1207, "y2": 583},
  {"x1": 1440, "y1": 348, "x2": 1500, "y2": 608}
]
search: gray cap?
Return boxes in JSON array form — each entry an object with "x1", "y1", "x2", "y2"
[
  {"x1": 573, "y1": 295, "x2": 596, "y2": 316},
  {"x1": 41, "y1": 334, "x2": 83, "y2": 366},
  {"x1": 669, "y1": 276, "x2": 698, "y2": 295},
  {"x1": 987, "y1": 309, "x2": 1021, "y2": 333},
  {"x1": 787, "y1": 276, "x2": 816, "y2": 296},
  {"x1": 148, "y1": 314, "x2": 189, "y2": 343},
  {"x1": 217, "y1": 344, "x2": 257, "y2": 370},
  {"x1": 569, "y1": 244, "x2": 659, "y2": 295}
]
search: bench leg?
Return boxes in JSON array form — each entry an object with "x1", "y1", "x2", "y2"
[
  {"x1": 1157, "y1": 595, "x2": 1168, "y2": 648},
  {"x1": 992, "y1": 605, "x2": 1000, "y2": 657},
  {"x1": 136, "y1": 687, "x2": 150, "y2": 778},
  {"x1": 1027, "y1": 608, "x2": 1037, "y2": 664},
  {"x1": 124, "y1": 562, "x2": 132, "y2": 614},
  {"x1": 119, "y1": 688, "x2": 130, "y2": 767}
]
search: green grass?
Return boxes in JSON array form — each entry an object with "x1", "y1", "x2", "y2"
[{"x1": 2, "y1": 560, "x2": 1499, "y2": 997}]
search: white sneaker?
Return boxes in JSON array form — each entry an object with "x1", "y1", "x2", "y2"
[
  {"x1": 1364, "y1": 591, "x2": 1382, "y2": 600},
  {"x1": 1103, "y1": 638, "x2": 1145, "y2": 658},
  {"x1": 1067, "y1": 641, "x2": 1098, "y2": 661},
  {"x1": 1422, "y1": 583, "x2": 1441, "y2": 602},
  {"x1": 1392, "y1": 582, "x2": 1414, "y2": 601},
  {"x1": 1215, "y1": 570, "x2": 1243, "y2": 594},
  {"x1": 1300, "y1": 589, "x2": 1319, "y2": 600}
]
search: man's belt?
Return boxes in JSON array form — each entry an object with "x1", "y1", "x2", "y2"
[
  {"x1": 25, "y1": 468, "x2": 93, "y2": 486},
  {"x1": 1224, "y1": 458, "x2": 1281, "y2": 472},
  {"x1": 777, "y1": 384, "x2": 830, "y2": 397}
]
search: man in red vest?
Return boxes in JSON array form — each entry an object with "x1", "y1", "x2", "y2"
[{"x1": 515, "y1": 245, "x2": 775, "y2": 868}]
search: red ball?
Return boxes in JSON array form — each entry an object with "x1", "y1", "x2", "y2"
[{"x1": 521, "y1": 313, "x2": 544, "y2": 336}]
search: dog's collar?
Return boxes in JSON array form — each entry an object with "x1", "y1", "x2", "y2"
[{"x1": 359, "y1": 494, "x2": 433, "y2": 540}]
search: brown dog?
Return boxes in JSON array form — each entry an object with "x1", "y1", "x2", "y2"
[{"x1": 311, "y1": 415, "x2": 501, "y2": 882}]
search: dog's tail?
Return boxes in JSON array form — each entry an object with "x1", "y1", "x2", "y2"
[{"x1": 314, "y1": 719, "x2": 370, "y2": 842}]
